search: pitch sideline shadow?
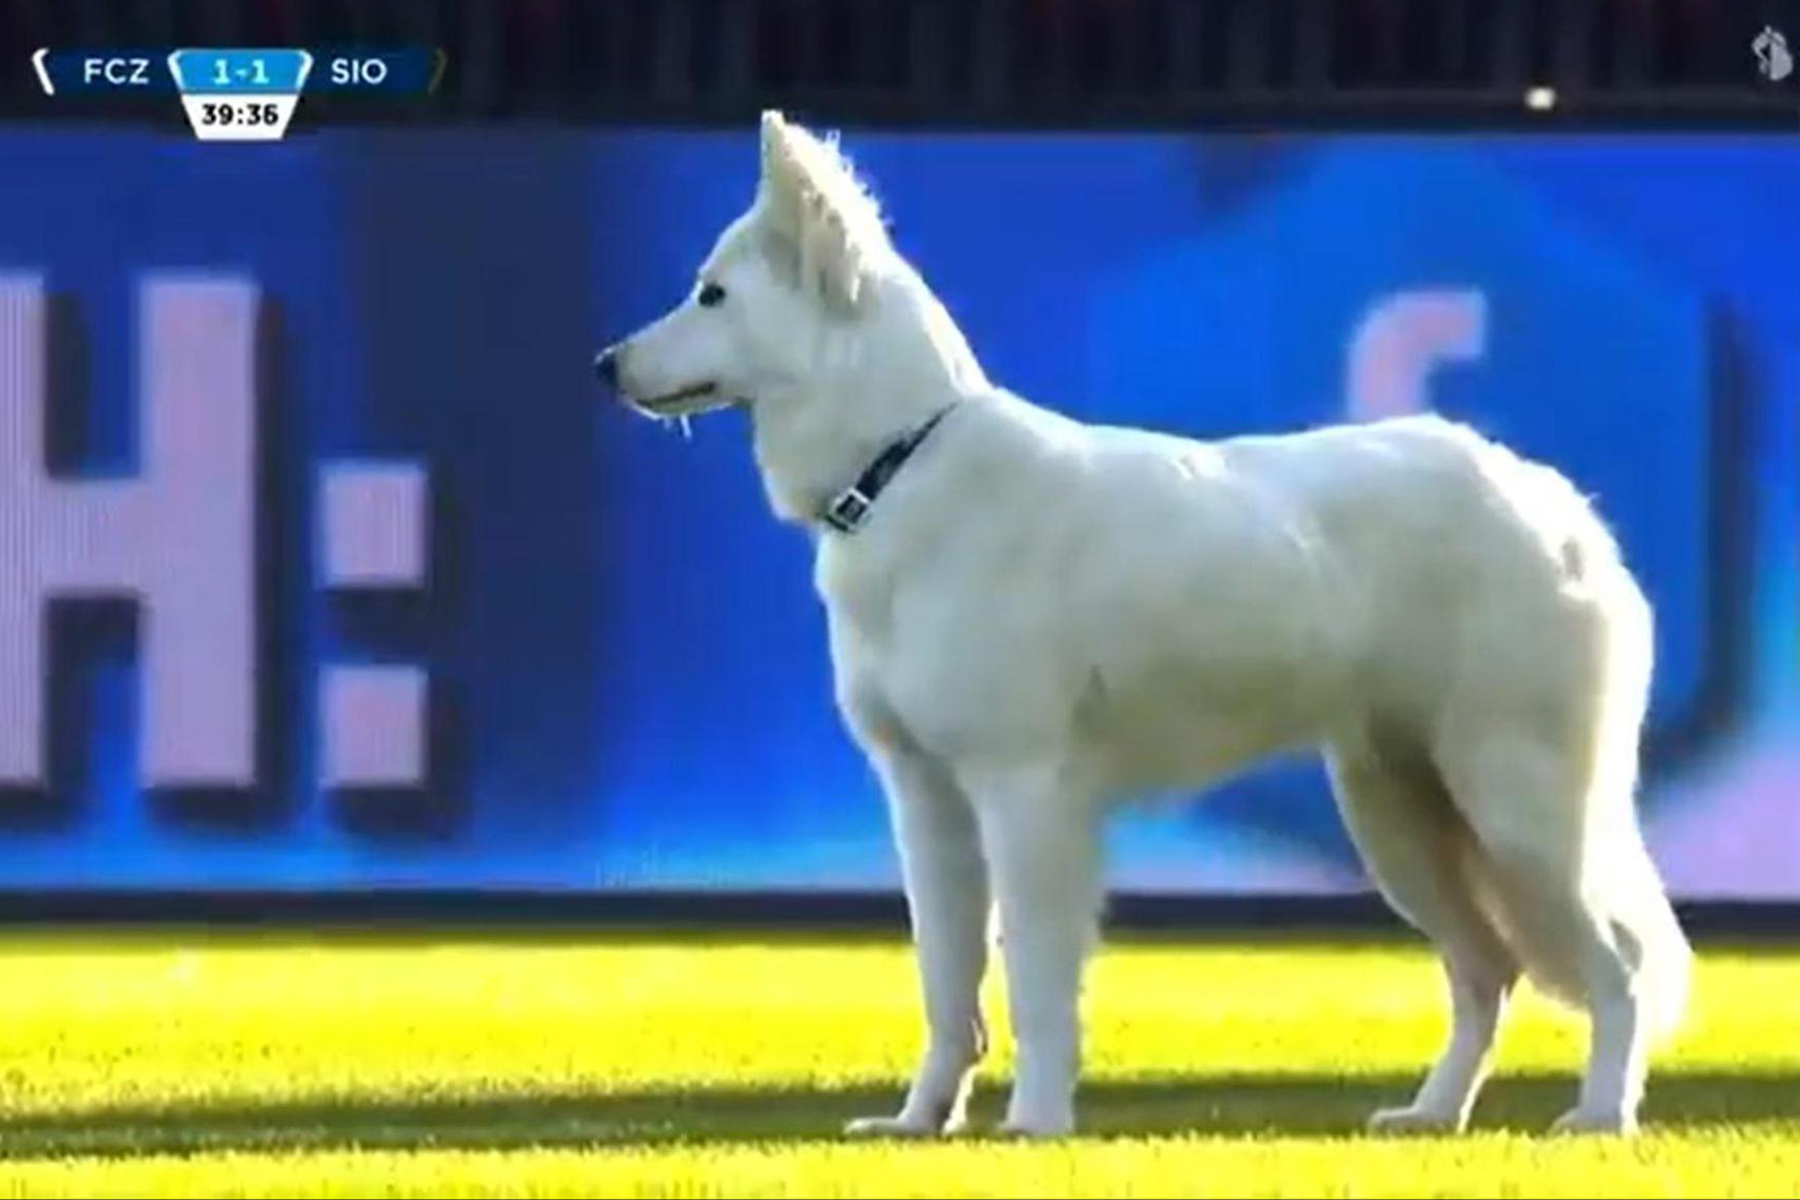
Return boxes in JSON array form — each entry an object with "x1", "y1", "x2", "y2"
[{"x1": 1, "y1": 1070, "x2": 1795, "y2": 1161}]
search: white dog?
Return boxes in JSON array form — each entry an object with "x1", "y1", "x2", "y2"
[{"x1": 595, "y1": 111, "x2": 1692, "y2": 1139}]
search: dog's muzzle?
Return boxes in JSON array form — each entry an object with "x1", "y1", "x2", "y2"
[{"x1": 593, "y1": 347, "x2": 620, "y2": 389}]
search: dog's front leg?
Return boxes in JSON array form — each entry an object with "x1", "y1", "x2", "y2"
[
  {"x1": 845, "y1": 744, "x2": 991, "y2": 1139},
  {"x1": 968, "y1": 763, "x2": 1103, "y2": 1139}
]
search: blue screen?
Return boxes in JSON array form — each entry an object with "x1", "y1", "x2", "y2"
[{"x1": 0, "y1": 127, "x2": 1793, "y2": 898}]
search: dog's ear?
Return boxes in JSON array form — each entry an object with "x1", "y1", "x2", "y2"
[
  {"x1": 759, "y1": 110, "x2": 787, "y2": 180},
  {"x1": 755, "y1": 111, "x2": 879, "y2": 312},
  {"x1": 798, "y1": 184, "x2": 867, "y2": 311},
  {"x1": 756, "y1": 110, "x2": 806, "y2": 243}
]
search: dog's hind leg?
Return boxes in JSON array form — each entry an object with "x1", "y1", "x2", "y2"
[
  {"x1": 1428, "y1": 467, "x2": 1686, "y2": 1135},
  {"x1": 1435, "y1": 727, "x2": 1686, "y2": 1136},
  {"x1": 845, "y1": 740, "x2": 993, "y2": 1138},
  {"x1": 1326, "y1": 724, "x2": 1520, "y2": 1134}
]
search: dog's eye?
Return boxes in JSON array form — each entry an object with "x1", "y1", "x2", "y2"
[{"x1": 697, "y1": 282, "x2": 727, "y2": 307}]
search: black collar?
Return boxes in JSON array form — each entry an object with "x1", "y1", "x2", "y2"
[{"x1": 818, "y1": 404, "x2": 957, "y2": 535}]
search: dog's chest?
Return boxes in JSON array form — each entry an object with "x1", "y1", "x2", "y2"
[
  {"x1": 816, "y1": 536, "x2": 1067, "y2": 760},
  {"x1": 817, "y1": 558, "x2": 918, "y2": 751},
  {"x1": 815, "y1": 538, "x2": 899, "y2": 645}
]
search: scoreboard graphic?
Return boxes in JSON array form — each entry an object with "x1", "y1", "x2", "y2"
[{"x1": 29, "y1": 47, "x2": 445, "y2": 141}]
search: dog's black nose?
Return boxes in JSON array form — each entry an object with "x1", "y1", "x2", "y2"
[{"x1": 594, "y1": 347, "x2": 619, "y2": 389}]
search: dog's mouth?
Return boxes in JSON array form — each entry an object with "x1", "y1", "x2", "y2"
[{"x1": 634, "y1": 381, "x2": 722, "y2": 417}]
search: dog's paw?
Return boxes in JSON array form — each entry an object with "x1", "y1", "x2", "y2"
[
  {"x1": 1366, "y1": 1105, "x2": 1465, "y2": 1135},
  {"x1": 994, "y1": 1123, "x2": 1072, "y2": 1140},
  {"x1": 843, "y1": 1114, "x2": 951, "y2": 1139},
  {"x1": 1550, "y1": 1107, "x2": 1638, "y2": 1136},
  {"x1": 995, "y1": 1112, "x2": 1075, "y2": 1140}
]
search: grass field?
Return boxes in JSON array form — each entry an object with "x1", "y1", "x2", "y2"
[{"x1": 0, "y1": 927, "x2": 1795, "y2": 1198}]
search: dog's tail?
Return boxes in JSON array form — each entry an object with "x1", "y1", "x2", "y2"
[
  {"x1": 1600, "y1": 831, "x2": 1693, "y2": 1043},
  {"x1": 1463, "y1": 820, "x2": 1690, "y2": 1042},
  {"x1": 1564, "y1": 493, "x2": 1692, "y2": 1042},
  {"x1": 1456, "y1": 528, "x2": 1691, "y2": 1041}
]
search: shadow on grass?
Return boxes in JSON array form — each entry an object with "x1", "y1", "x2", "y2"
[{"x1": 2, "y1": 1070, "x2": 1796, "y2": 1160}]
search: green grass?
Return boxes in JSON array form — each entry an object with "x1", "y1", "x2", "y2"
[{"x1": 0, "y1": 927, "x2": 1795, "y2": 1197}]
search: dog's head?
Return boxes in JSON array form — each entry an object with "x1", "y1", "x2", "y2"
[{"x1": 594, "y1": 111, "x2": 899, "y2": 419}]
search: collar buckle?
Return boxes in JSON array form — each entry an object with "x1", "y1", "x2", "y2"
[{"x1": 821, "y1": 485, "x2": 874, "y2": 534}]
